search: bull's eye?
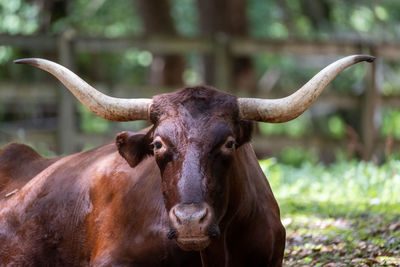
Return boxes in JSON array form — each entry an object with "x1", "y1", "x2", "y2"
[
  {"x1": 225, "y1": 140, "x2": 235, "y2": 149},
  {"x1": 222, "y1": 137, "x2": 237, "y2": 151},
  {"x1": 154, "y1": 141, "x2": 163, "y2": 149}
]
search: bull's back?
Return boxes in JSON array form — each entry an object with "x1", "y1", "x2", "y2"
[{"x1": 0, "y1": 143, "x2": 58, "y2": 199}]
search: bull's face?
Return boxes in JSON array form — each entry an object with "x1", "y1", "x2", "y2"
[
  {"x1": 153, "y1": 120, "x2": 237, "y2": 250},
  {"x1": 117, "y1": 87, "x2": 252, "y2": 251}
]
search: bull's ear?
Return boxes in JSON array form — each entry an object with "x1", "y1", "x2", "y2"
[{"x1": 115, "y1": 130, "x2": 154, "y2": 168}]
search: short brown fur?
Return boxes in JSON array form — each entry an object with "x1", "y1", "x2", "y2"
[{"x1": 0, "y1": 86, "x2": 285, "y2": 266}]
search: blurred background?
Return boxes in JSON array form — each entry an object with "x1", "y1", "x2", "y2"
[
  {"x1": 0, "y1": 0, "x2": 400, "y2": 164},
  {"x1": 1, "y1": 1, "x2": 400, "y2": 264}
]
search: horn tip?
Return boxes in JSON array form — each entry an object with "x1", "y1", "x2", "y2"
[
  {"x1": 354, "y1": 55, "x2": 376, "y2": 63},
  {"x1": 13, "y1": 58, "x2": 39, "y2": 65}
]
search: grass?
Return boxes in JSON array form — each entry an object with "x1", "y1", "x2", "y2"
[{"x1": 260, "y1": 158, "x2": 400, "y2": 266}]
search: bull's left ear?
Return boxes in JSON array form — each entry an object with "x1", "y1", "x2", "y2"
[{"x1": 115, "y1": 130, "x2": 154, "y2": 168}]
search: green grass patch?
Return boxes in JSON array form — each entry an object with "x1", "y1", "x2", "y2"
[{"x1": 260, "y1": 158, "x2": 400, "y2": 266}]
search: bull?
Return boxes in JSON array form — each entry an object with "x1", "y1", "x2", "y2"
[{"x1": 0, "y1": 55, "x2": 374, "y2": 266}]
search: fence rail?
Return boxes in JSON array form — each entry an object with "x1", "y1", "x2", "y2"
[
  {"x1": 3, "y1": 34, "x2": 400, "y2": 58},
  {"x1": 0, "y1": 33, "x2": 398, "y2": 160}
]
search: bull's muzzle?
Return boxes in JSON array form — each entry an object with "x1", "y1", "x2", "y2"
[{"x1": 169, "y1": 203, "x2": 218, "y2": 251}]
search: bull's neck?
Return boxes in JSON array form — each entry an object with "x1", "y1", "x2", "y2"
[
  {"x1": 227, "y1": 142, "x2": 272, "y2": 223},
  {"x1": 199, "y1": 142, "x2": 273, "y2": 266}
]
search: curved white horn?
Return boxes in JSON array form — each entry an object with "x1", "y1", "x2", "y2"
[
  {"x1": 14, "y1": 58, "x2": 152, "y2": 121},
  {"x1": 238, "y1": 55, "x2": 375, "y2": 123}
]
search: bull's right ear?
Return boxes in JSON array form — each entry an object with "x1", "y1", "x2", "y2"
[{"x1": 115, "y1": 130, "x2": 154, "y2": 168}]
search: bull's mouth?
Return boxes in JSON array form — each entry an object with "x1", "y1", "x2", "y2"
[{"x1": 176, "y1": 236, "x2": 211, "y2": 251}]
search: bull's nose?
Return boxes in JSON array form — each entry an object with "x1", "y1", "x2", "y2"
[
  {"x1": 169, "y1": 203, "x2": 213, "y2": 233},
  {"x1": 173, "y1": 204, "x2": 208, "y2": 225},
  {"x1": 169, "y1": 203, "x2": 218, "y2": 251}
]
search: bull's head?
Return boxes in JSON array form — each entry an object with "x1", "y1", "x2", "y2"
[
  {"x1": 114, "y1": 86, "x2": 253, "y2": 250},
  {"x1": 14, "y1": 55, "x2": 374, "y2": 251}
]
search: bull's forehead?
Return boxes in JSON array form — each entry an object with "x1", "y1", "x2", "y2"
[
  {"x1": 151, "y1": 86, "x2": 240, "y2": 149},
  {"x1": 155, "y1": 119, "x2": 234, "y2": 148},
  {"x1": 151, "y1": 86, "x2": 239, "y2": 123}
]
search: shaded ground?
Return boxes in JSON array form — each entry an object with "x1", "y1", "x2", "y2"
[
  {"x1": 260, "y1": 159, "x2": 400, "y2": 267},
  {"x1": 281, "y1": 201, "x2": 400, "y2": 266}
]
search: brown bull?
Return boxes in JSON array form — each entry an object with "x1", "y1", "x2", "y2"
[{"x1": 0, "y1": 55, "x2": 374, "y2": 266}]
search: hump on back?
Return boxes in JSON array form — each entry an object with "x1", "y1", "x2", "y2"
[{"x1": 0, "y1": 143, "x2": 57, "y2": 199}]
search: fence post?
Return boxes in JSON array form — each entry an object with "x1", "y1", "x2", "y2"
[
  {"x1": 57, "y1": 29, "x2": 77, "y2": 155},
  {"x1": 214, "y1": 33, "x2": 232, "y2": 92},
  {"x1": 361, "y1": 47, "x2": 382, "y2": 160}
]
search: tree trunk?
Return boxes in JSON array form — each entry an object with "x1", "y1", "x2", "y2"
[
  {"x1": 197, "y1": 0, "x2": 256, "y2": 93},
  {"x1": 31, "y1": 0, "x2": 67, "y2": 33},
  {"x1": 275, "y1": 0, "x2": 295, "y2": 36},
  {"x1": 134, "y1": 0, "x2": 184, "y2": 87}
]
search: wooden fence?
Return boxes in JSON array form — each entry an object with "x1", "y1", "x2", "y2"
[{"x1": 1, "y1": 32, "x2": 400, "y2": 160}]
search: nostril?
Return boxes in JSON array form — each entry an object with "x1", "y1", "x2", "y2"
[
  {"x1": 208, "y1": 224, "x2": 220, "y2": 238},
  {"x1": 173, "y1": 208, "x2": 182, "y2": 225},
  {"x1": 198, "y1": 208, "x2": 208, "y2": 224},
  {"x1": 167, "y1": 228, "x2": 177, "y2": 239}
]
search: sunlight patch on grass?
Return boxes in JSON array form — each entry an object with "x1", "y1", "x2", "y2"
[
  {"x1": 260, "y1": 159, "x2": 400, "y2": 266},
  {"x1": 376, "y1": 256, "x2": 400, "y2": 265}
]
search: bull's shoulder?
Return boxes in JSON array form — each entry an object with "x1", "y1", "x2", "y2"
[{"x1": 0, "y1": 143, "x2": 57, "y2": 198}]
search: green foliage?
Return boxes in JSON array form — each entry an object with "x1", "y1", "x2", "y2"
[
  {"x1": 350, "y1": 6, "x2": 374, "y2": 33},
  {"x1": 0, "y1": 0, "x2": 39, "y2": 67},
  {"x1": 327, "y1": 115, "x2": 345, "y2": 139},
  {"x1": 55, "y1": 0, "x2": 142, "y2": 36},
  {"x1": 262, "y1": 159, "x2": 400, "y2": 206},
  {"x1": 1, "y1": 0, "x2": 400, "y2": 41},
  {"x1": 382, "y1": 62, "x2": 400, "y2": 96},
  {"x1": 261, "y1": 159, "x2": 400, "y2": 265},
  {"x1": 328, "y1": 63, "x2": 367, "y2": 94},
  {"x1": 382, "y1": 109, "x2": 400, "y2": 140},
  {"x1": 248, "y1": 0, "x2": 290, "y2": 39},
  {"x1": 171, "y1": 0, "x2": 198, "y2": 37},
  {"x1": 278, "y1": 147, "x2": 318, "y2": 167},
  {"x1": 258, "y1": 111, "x2": 312, "y2": 138},
  {"x1": 78, "y1": 103, "x2": 110, "y2": 133},
  {"x1": 253, "y1": 53, "x2": 367, "y2": 96},
  {"x1": 246, "y1": 0, "x2": 400, "y2": 41},
  {"x1": 0, "y1": 46, "x2": 12, "y2": 65},
  {"x1": 75, "y1": 50, "x2": 150, "y2": 85},
  {"x1": 0, "y1": 0, "x2": 39, "y2": 34}
]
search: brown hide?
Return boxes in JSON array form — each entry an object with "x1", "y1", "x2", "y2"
[
  {"x1": 0, "y1": 141, "x2": 284, "y2": 266},
  {"x1": 0, "y1": 86, "x2": 284, "y2": 266}
]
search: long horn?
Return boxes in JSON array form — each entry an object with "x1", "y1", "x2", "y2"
[
  {"x1": 14, "y1": 58, "x2": 152, "y2": 121},
  {"x1": 238, "y1": 55, "x2": 375, "y2": 123}
]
